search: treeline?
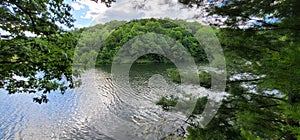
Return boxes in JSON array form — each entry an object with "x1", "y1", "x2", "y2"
[{"x1": 76, "y1": 18, "x2": 209, "y2": 66}]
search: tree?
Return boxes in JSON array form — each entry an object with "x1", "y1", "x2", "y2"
[
  {"x1": 0, "y1": 1, "x2": 84, "y2": 103},
  {"x1": 95, "y1": 19, "x2": 208, "y2": 65},
  {"x1": 212, "y1": 1, "x2": 299, "y2": 139},
  {"x1": 0, "y1": 0, "x2": 74, "y2": 37},
  {"x1": 90, "y1": 0, "x2": 116, "y2": 7},
  {"x1": 0, "y1": 0, "x2": 112, "y2": 103},
  {"x1": 179, "y1": 0, "x2": 300, "y2": 139}
]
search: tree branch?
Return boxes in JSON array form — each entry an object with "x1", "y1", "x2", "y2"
[
  {"x1": 244, "y1": 92, "x2": 287, "y2": 102},
  {"x1": 227, "y1": 78, "x2": 262, "y2": 84},
  {"x1": 9, "y1": 2, "x2": 38, "y2": 34},
  {"x1": 221, "y1": 104, "x2": 281, "y2": 110}
]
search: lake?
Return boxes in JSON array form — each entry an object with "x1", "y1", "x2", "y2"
[{"x1": 0, "y1": 64, "x2": 214, "y2": 139}]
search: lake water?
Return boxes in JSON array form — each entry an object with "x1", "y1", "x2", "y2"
[{"x1": 0, "y1": 64, "x2": 213, "y2": 139}]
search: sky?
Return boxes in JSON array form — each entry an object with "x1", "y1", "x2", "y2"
[
  {"x1": 65, "y1": 0, "x2": 211, "y2": 28},
  {"x1": 1, "y1": 0, "x2": 210, "y2": 37},
  {"x1": 66, "y1": 0, "x2": 278, "y2": 29},
  {"x1": 0, "y1": 0, "x2": 277, "y2": 36}
]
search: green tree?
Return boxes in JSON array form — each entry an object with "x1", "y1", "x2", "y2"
[
  {"x1": 0, "y1": 0, "x2": 76, "y2": 103},
  {"x1": 96, "y1": 19, "x2": 208, "y2": 65},
  {"x1": 181, "y1": 0, "x2": 300, "y2": 139},
  {"x1": 0, "y1": 0, "x2": 112, "y2": 103}
]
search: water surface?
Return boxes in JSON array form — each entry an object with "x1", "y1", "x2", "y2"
[{"x1": 0, "y1": 64, "x2": 212, "y2": 139}]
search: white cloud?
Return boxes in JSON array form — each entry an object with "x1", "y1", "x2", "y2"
[
  {"x1": 71, "y1": 2, "x2": 85, "y2": 11},
  {"x1": 74, "y1": 0, "x2": 202, "y2": 25},
  {"x1": 76, "y1": 0, "x2": 110, "y2": 20},
  {"x1": 88, "y1": 0, "x2": 205, "y2": 25},
  {"x1": 74, "y1": 24, "x2": 84, "y2": 29},
  {"x1": 76, "y1": 0, "x2": 227, "y2": 26}
]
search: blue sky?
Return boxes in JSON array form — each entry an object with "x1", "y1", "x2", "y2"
[{"x1": 65, "y1": 0, "x2": 97, "y2": 28}]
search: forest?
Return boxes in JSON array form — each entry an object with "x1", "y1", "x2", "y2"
[{"x1": 0, "y1": 0, "x2": 299, "y2": 139}]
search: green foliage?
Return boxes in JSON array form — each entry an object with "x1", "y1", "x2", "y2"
[
  {"x1": 95, "y1": 18, "x2": 208, "y2": 65},
  {"x1": 91, "y1": 0, "x2": 116, "y2": 7},
  {"x1": 166, "y1": 68, "x2": 181, "y2": 83},
  {"x1": 0, "y1": 0, "x2": 81, "y2": 103},
  {"x1": 156, "y1": 94, "x2": 209, "y2": 118},
  {"x1": 191, "y1": 97, "x2": 208, "y2": 115},
  {"x1": 166, "y1": 68, "x2": 211, "y2": 88},
  {"x1": 198, "y1": 71, "x2": 211, "y2": 88},
  {"x1": 0, "y1": 0, "x2": 116, "y2": 103},
  {"x1": 74, "y1": 21, "x2": 127, "y2": 67},
  {"x1": 156, "y1": 95, "x2": 179, "y2": 111},
  {"x1": 0, "y1": 0, "x2": 74, "y2": 37},
  {"x1": 0, "y1": 32, "x2": 80, "y2": 102},
  {"x1": 178, "y1": 0, "x2": 300, "y2": 139}
]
